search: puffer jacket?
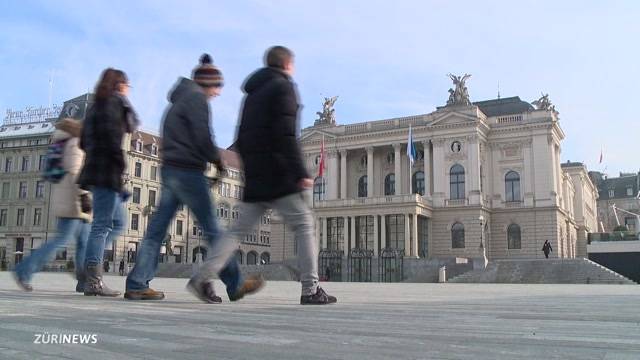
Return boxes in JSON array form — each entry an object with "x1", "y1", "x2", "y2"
[{"x1": 51, "y1": 119, "x2": 91, "y2": 221}]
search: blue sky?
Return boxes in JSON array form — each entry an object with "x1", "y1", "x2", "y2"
[{"x1": 1, "y1": 0, "x2": 638, "y2": 175}]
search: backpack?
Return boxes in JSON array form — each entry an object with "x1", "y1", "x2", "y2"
[{"x1": 42, "y1": 139, "x2": 69, "y2": 183}]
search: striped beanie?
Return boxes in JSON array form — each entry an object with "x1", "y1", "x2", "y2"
[{"x1": 192, "y1": 54, "x2": 224, "y2": 87}]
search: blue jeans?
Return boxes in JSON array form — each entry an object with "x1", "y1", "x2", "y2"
[
  {"x1": 15, "y1": 218, "x2": 90, "y2": 282},
  {"x1": 126, "y1": 166, "x2": 241, "y2": 296},
  {"x1": 84, "y1": 187, "x2": 124, "y2": 268},
  {"x1": 105, "y1": 198, "x2": 126, "y2": 250}
]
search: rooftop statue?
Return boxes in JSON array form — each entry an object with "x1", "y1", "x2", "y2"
[
  {"x1": 315, "y1": 96, "x2": 338, "y2": 126},
  {"x1": 446, "y1": 73, "x2": 472, "y2": 106},
  {"x1": 532, "y1": 93, "x2": 558, "y2": 114}
]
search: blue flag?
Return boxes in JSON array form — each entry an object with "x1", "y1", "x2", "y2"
[{"x1": 407, "y1": 125, "x2": 416, "y2": 168}]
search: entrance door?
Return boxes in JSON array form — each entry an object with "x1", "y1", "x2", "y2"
[{"x1": 15, "y1": 237, "x2": 24, "y2": 264}]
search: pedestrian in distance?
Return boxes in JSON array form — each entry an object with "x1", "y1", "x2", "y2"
[
  {"x1": 119, "y1": 259, "x2": 125, "y2": 276},
  {"x1": 232, "y1": 45, "x2": 336, "y2": 305},
  {"x1": 125, "y1": 54, "x2": 264, "y2": 303},
  {"x1": 13, "y1": 118, "x2": 92, "y2": 293},
  {"x1": 542, "y1": 240, "x2": 553, "y2": 259},
  {"x1": 78, "y1": 68, "x2": 138, "y2": 297}
]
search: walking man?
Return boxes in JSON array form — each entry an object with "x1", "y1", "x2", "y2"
[
  {"x1": 232, "y1": 46, "x2": 336, "y2": 304},
  {"x1": 125, "y1": 54, "x2": 263, "y2": 302},
  {"x1": 542, "y1": 240, "x2": 553, "y2": 259}
]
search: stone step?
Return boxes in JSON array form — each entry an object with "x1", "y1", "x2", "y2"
[{"x1": 448, "y1": 259, "x2": 636, "y2": 284}]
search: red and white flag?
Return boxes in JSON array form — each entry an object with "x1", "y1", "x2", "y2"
[{"x1": 317, "y1": 135, "x2": 325, "y2": 178}]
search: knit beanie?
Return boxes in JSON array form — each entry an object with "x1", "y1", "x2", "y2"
[{"x1": 192, "y1": 54, "x2": 224, "y2": 87}]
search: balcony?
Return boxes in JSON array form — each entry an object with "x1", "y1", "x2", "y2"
[
  {"x1": 314, "y1": 194, "x2": 429, "y2": 209},
  {"x1": 504, "y1": 201, "x2": 523, "y2": 208},
  {"x1": 445, "y1": 198, "x2": 468, "y2": 207}
]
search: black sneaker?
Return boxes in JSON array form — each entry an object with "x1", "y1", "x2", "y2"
[
  {"x1": 187, "y1": 278, "x2": 222, "y2": 304},
  {"x1": 300, "y1": 287, "x2": 337, "y2": 305}
]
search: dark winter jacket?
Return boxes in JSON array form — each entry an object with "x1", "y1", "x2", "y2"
[
  {"x1": 161, "y1": 77, "x2": 221, "y2": 171},
  {"x1": 77, "y1": 96, "x2": 128, "y2": 192},
  {"x1": 237, "y1": 67, "x2": 309, "y2": 202}
]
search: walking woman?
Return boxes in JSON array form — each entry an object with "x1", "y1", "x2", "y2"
[
  {"x1": 14, "y1": 118, "x2": 92, "y2": 292},
  {"x1": 78, "y1": 68, "x2": 138, "y2": 296}
]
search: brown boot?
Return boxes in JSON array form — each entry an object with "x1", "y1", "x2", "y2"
[
  {"x1": 124, "y1": 288, "x2": 165, "y2": 300},
  {"x1": 84, "y1": 264, "x2": 121, "y2": 297},
  {"x1": 228, "y1": 274, "x2": 265, "y2": 302}
]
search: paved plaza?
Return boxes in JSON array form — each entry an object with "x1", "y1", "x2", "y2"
[{"x1": 0, "y1": 273, "x2": 639, "y2": 360}]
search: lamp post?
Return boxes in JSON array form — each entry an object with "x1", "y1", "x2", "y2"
[{"x1": 478, "y1": 215, "x2": 488, "y2": 269}]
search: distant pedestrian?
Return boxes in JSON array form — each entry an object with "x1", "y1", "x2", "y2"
[
  {"x1": 125, "y1": 54, "x2": 263, "y2": 303},
  {"x1": 78, "y1": 68, "x2": 137, "y2": 297},
  {"x1": 542, "y1": 240, "x2": 553, "y2": 259},
  {"x1": 119, "y1": 259, "x2": 125, "y2": 276},
  {"x1": 13, "y1": 118, "x2": 92, "y2": 293},
  {"x1": 232, "y1": 46, "x2": 336, "y2": 305},
  {"x1": 103, "y1": 261, "x2": 110, "y2": 273}
]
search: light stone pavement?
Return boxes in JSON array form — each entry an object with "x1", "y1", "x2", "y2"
[{"x1": 0, "y1": 272, "x2": 639, "y2": 360}]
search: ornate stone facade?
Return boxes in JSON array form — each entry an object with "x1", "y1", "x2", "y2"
[{"x1": 282, "y1": 95, "x2": 598, "y2": 261}]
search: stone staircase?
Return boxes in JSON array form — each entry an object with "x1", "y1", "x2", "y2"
[{"x1": 448, "y1": 258, "x2": 636, "y2": 284}]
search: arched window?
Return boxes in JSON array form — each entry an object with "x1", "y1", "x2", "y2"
[
  {"x1": 260, "y1": 252, "x2": 270, "y2": 264},
  {"x1": 313, "y1": 177, "x2": 326, "y2": 202},
  {"x1": 505, "y1": 171, "x2": 521, "y2": 202},
  {"x1": 247, "y1": 251, "x2": 258, "y2": 265},
  {"x1": 235, "y1": 250, "x2": 244, "y2": 264},
  {"x1": 217, "y1": 203, "x2": 230, "y2": 219},
  {"x1": 412, "y1": 171, "x2": 425, "y2": 195},
  {"x1": 507, "y1": 224, "x2": 521, "y2": 249},
  {"x1": 451, "y1": 222, "x2": 465, "y2": 248},
  {"x1": 450, "y1": 164, "x2": 465, "y2": 200},
  {"x1": 358, "y1": 176, "x2": 368, "y2": 197},
  {"x1": 232, "y1": 207, "x2": 240, "y2": 220},
  {"x1": 384, "y1": 173, "x2": 395, "y2": 196}
]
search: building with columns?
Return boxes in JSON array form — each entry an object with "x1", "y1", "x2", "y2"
[{"x1": 280, "y1": 88, "x2": 598, "y2": 262}]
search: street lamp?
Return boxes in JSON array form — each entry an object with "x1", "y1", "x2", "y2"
[{"x1": 478, "y1": 215, "x2": 488, "y2": 268}]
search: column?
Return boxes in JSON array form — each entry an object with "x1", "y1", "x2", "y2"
[
  {"x1": 342, "y1": 216, "x2": 349, "y2": 256},
  {"x1": 340, "y1": 150, "x2": 348, "y2": 199},
  {"x1": 350, "y1": 216, "x2": 357, "y2": 249},
  {"x1": 432, "y1": 139, "x2": 445, "y2": 206},
  {"x1": 412, "y1": 214, "x2": 418, "y2": 257},
  {"x1": 373, "y1": 215, "x2": 379, "y2": 256},
  {"x1": 381, "y1": 214, "x2": 387, "y2": 250},
  {"x1": 393, "y1": 143, "x2": 402, "y2": 195},
  {"x1": 328, "y1": 151, "x2": 339, "y2": 200},
  {"x1": 522, "y1": 140, "x2": 533, "y2": 206},
  {"x1": 322, "y1": 217, "x2": 328, "y2": 249},
  {"x1": 422, "y1": 140, "x2": 431, "y2": 197},
  {"x1": 404, "y1": 213, "x2": 411, "y2": 256},
  {"x1": 468, "y1": 136, "x2": 480, "y2": 205},
  {"x1": 366, "y1": 147, "x2": 374, "y2": 197}
]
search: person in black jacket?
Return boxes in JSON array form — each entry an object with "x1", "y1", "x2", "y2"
[
  {"x1": 542, "y1": 240, "x2": 553, "y2": 258},
  {"x1": 125, "y1": 54, "x2": 263, "y2": 302},
  {"x1": 232, "y1": 46, "x2": 336, "y2": 305},
  {"x1": 78, "y1": 68, "x2": 134, "y2": 297}
]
